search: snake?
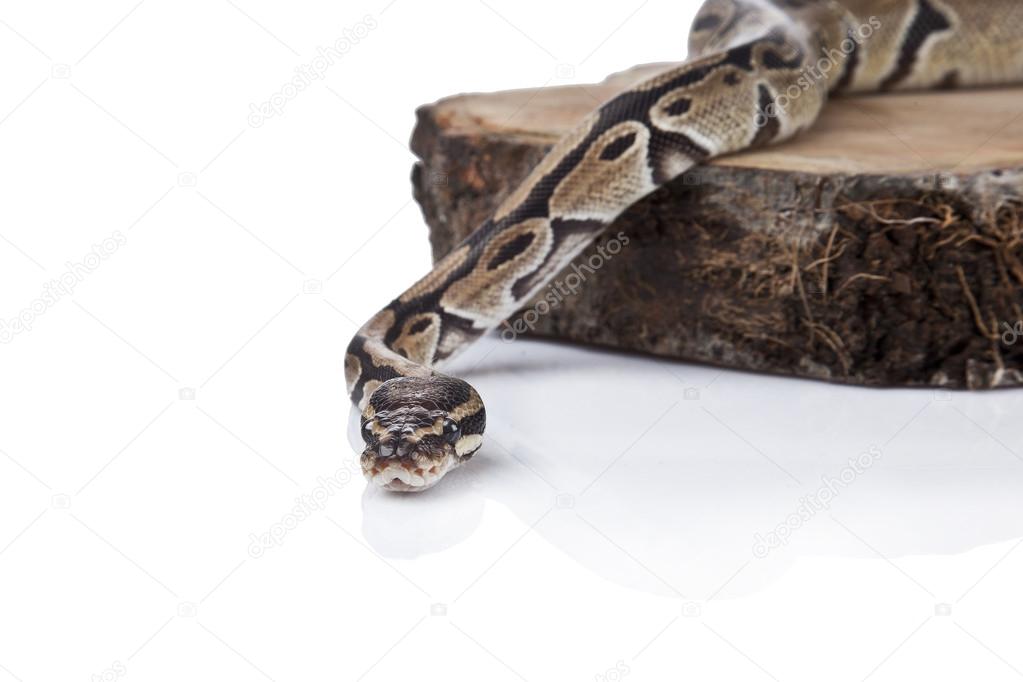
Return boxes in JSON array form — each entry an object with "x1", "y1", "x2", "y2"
[{"x1": 345, "y1": 0, "x2": 1023, "y2": 491}]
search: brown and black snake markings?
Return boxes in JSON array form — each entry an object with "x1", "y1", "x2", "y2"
[{"x1": 346, "y1": 0, "x2": 1023, "y2": 492}]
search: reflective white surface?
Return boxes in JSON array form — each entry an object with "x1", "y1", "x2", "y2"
[{"x1": 347, "y1": 334, "x2": 1023, "y2": 681}]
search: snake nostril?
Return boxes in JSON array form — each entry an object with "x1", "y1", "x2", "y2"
[{"x1": 396, "y1": 439, "x2": 414, "y2": 459}]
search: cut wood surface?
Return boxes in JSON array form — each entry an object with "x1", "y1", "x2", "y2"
[{"x1": 411, "y1": 65, "x2": 1023, "y2": 389}]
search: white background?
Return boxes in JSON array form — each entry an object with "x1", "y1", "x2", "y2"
[{"x1": 2, "y1": 1, "x2": 1022, "y2": 680}]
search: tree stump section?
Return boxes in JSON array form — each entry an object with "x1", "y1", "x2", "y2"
[{"x1": 410, "y1": 64, "x2": 1023, "y2": 389}]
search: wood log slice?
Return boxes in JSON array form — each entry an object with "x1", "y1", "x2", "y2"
[{"x1": 410, "y1": 64, "x2": 1023, "y2": 389}]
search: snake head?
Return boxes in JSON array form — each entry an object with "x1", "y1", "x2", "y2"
[{"x1": 359, "y1": 376, "x2": 485, "y2": 492}]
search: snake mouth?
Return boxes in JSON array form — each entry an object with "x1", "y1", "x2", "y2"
[{"x1": 361, "y1": 452, "x2": 458, "y2": 492}]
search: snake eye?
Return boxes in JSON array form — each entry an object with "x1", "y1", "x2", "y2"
[
  {"x1": 442, "y1": 418, "x2": 461, "y2": 444},
  {"x1": 361, "y1": 421, "x2": 375, "y2": 442}
]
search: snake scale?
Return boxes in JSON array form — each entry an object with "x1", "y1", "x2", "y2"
[{"x1": 346, "y1": 0, "x2": 1023, "y2": 491}]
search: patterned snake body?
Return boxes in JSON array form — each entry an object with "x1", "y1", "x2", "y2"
[{"x1": 346, "y1": 0, "x2": 1023, "y2": 491}]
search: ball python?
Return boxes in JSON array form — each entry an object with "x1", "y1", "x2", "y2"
[{"x1": 346, "y1": 0, "x2": 1023, "y2": 491}]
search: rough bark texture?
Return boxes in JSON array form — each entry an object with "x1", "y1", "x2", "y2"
[{"x1": 410, "y1": 65, "x2": 1023, "y2": 389}]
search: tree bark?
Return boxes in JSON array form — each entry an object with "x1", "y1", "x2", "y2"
[{"x1": 410, "y1": 64, "x2": 1023, "y2": 389}]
